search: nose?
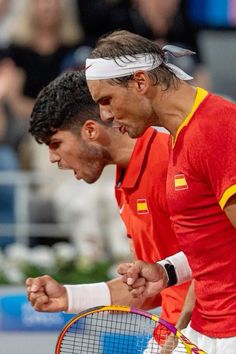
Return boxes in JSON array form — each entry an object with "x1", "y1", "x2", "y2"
[
  {"x1": 48, "y1": 149, "x2": 59, "y2": 163},
  {"x1": 99, "y1": 105, "x2": 114, "y2": 122}
]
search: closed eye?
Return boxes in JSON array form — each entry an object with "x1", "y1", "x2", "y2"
[
  {"x1": 98, "y1": 97, "x2": 111, "y2": 106},
  {"x1": 48, "y1": 141, "x2": 60, "y2": 150}
]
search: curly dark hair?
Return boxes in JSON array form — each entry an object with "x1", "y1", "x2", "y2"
[{"x1": 29, "y1": 71, "x2": 101, "y2": 144}]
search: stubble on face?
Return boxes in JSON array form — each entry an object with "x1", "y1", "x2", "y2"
[
  {"x1": 79, "y1": 140, "x2": 112, "y2": 184},
  {"x1": 126, "y1": 125, "x2": 147, "y2": 139},
  {"x1": 119, "y1": 118, "x2": 150, "y2": 139}
]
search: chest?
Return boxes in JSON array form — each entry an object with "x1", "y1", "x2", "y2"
[
  {"x1": 115, "y1": 182, "x2": 151, "y2": 221},
  {"x1": 166, "y1": 147, "x2": 219, "y2": 219}
]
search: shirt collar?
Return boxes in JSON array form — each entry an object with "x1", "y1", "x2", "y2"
[
  {"x1": 116, "y1": 127, "x2": 157, "y2": 189},
  {"x1": 173, "y1": 87, "x2": 208, "y2": 146}
]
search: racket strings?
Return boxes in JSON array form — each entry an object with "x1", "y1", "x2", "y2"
[
  {"x1": 59, "y1": 311, "x2": 156, "y2": 353},
  {"x1": 58, "y1": 310, "x2": 189, "y2": 353}
]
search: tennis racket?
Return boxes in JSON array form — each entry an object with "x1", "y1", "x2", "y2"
[{"x1": 55, "y1": 305, "x2": 207, "y2": 354}]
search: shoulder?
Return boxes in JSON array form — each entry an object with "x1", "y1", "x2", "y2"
[
  {"x1": 201, "y1": 93, "x2": 236, "y2": 122},
  {"x1": 144, "y1": 129, "x2": 170, "y2": 181},
  {"x1": 189, "y1": 94, "x2": 236, "y2": 142},
  {"x1": 149, "y1": 128, "x2": 170, "y2": 158}
]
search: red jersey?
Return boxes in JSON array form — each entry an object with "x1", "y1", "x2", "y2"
[
  {"x1": 167, "y1": 88, "x2": 236, "y2": 337},
  {"x1": 115, "y1": 127, "x2": 190, "y2": 325}
]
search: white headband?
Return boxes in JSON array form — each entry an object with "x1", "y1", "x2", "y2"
[{"x1": 85, "y1": 45, "x2": 195, "y2": 81}]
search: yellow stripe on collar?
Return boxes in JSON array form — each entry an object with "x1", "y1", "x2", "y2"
[{"x1": 173, "y1": 87, "x2": 208, "y2": 147}]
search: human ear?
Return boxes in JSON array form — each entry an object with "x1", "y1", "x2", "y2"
[
  {"x1": 81, "y1": 120, "x2": 99, "y2": 141},
  {"x1": 132, "y1": 71, "x2": 149, "y2": 93}
]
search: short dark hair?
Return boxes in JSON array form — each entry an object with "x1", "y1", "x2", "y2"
[
  {"x1": 29, "y1": 71, "x2": 101, "y2": 144},
  {"x1": 89, "y1": 30, "x2": 179, "y2": 88}
]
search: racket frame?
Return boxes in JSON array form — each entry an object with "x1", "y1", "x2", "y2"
[{"x1": 55, "y1": 305, "x2": 207, "y2": 354}]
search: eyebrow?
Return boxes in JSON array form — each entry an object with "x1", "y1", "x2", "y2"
[{"x1": 46, "y1": 137, "x2": 60, "y2": 145}]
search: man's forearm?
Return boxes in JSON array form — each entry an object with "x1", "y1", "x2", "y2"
[
  {"x1": 176, "y1": 281, "x2": 195, "y2": 330},
  {"x1": 107, "y1": 277, "x2": 162, "y2": 309},
  {"x1": 64, "y1": 282, "x2": 111, "y2": 313},
  {"x1": 65, "y1": 277, "x2": 163, "y2": 314}
]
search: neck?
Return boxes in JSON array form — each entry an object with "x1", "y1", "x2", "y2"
[
  {"x1": 152, "y1": 82, "x2": 197, "y2": 137},
  {"x1": 110, "y1": 131, "x2": 136, "y2": 168}
]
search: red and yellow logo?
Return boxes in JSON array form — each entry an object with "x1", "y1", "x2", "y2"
[
  {"x1": 174, "y1": 174, "x2": 188, "y2": 190},
  {"x1": 137, "y1": 199, "x2": 149, "y2": 214}
]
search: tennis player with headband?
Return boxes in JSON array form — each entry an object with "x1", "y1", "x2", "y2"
[
  {"x1": 85, "y1": 30, "x2": 236, "y2": 353},
  {"x1": 26, "y1": 71, "x2": 192, "y2": 337}
]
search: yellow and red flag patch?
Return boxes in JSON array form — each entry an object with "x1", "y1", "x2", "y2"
[
  {"x1": 174, "y1": 174, "x2": 188, "y2": 190},
  {"x1": 137, "y1": 199, "x2": 149, "y2": 214}
]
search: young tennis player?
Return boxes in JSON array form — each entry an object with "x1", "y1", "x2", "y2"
[{"x1": 26, "y1": 71, "x2": 191, "y2": 331}]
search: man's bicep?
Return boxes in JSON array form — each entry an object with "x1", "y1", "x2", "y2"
[{"x1": 224, "y1": 194, "x2": 236, "y2": 228}]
